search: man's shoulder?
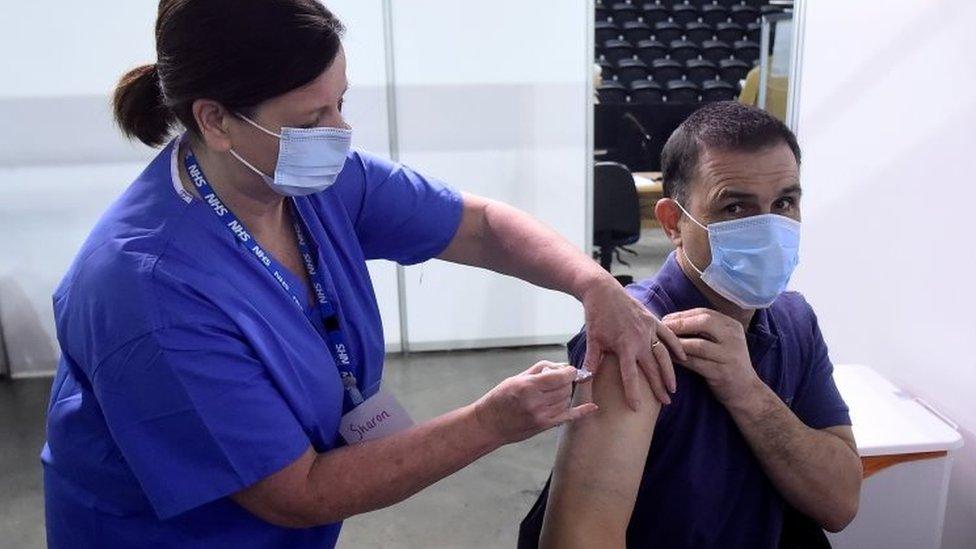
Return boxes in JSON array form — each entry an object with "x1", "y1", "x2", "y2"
[{"x1": 770, "y1": 291, "x2": 818, "y2": 325}]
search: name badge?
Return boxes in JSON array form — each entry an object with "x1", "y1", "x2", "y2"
[{"x1": 339, "y1": 389, "x2": 415, "y2": 445}]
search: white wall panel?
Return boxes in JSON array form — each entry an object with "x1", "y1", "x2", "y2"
[
  {"x1": 793, "y1": 1, "x2": 976, "y2": 546},
  {"x1": 391, "y1": 0, "x2": 590, "y2": 349}
]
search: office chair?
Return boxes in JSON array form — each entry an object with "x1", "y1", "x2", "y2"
[{"x1": 593, "y1": 162, "x2": 642, "y2": 285}]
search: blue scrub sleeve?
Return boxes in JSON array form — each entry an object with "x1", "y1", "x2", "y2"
[
  {"x1": 791, "y1": 307, "x2": 852, "y2": 430},
  {"x1": 92, "y1": 321, "x2": 311, "y2": 520},
  {"x1": 347, "y1": 152, "x2": 463, "y2": 265}
]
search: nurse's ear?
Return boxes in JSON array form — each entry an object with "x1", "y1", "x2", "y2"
[
  {"x1": 190, "y1": 99, "x2": 234, "y2": 153},
  {"x1": 655, "y1": 198, "x2": 685, "y2": 249}
]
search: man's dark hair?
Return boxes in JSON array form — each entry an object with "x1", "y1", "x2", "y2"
[{"x1": 661, "y1": 101, "x2": 801, "y2": 204}]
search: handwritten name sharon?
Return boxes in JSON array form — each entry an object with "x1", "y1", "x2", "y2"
[{"x1": 349, "y1": 409, "x2": 393, "y2": 441}]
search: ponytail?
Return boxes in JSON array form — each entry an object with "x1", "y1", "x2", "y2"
[{"x1": 112, "y1": 64, "x2": 176, "y2": 148}]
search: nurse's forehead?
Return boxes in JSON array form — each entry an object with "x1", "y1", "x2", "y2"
[{"x1": 693, "y1": 144, "x2": 800, "y2": 199}]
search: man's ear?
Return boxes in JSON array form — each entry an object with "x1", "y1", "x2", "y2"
[
  {"x1": 655, "y1": 198, "x2": 684, "y2": 248},
  {"x1": 191, "y1": 99, "x2": 234, "y2": 152}
]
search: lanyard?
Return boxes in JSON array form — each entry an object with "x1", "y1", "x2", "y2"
[{"x1": 184, "y1": 150, "x2": 365, "y2": 409}]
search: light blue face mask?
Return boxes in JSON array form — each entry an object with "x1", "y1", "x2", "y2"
[
  {"x1": 229, "y1": 113, "x2": 352, "y2": 197},
  {"x1": 675, "y1": 201, "x2": 801, "y2": 309}
]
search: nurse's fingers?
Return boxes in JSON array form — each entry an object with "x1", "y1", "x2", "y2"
[
  {"x1": 638, "y1": 351, "x2": 671, "y2": 406},
  {"x1": 523, "y1": 360, "x2": 570, "y2": 377},
  {"x1": 530, "y1": 364, "x2": 579, "y2": 391}
]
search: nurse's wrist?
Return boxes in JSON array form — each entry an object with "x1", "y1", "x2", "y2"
[
  {"x1": 572, "y1": 267, "x2": 617, "y2": 303},
  {"x1": 463, "y1": 402, "x2": 507, "y2": 453}
]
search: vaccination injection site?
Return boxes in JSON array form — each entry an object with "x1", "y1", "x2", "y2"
[{"x1": 1, "y1": 1, "x2": 974, "y2": 548}]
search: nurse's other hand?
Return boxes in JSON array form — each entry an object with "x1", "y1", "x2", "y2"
[
  {"x1": 580, "y1": 276, "x2": 685, "y2": 410},
  {"x1": 473, "y1": 361, "x2": 598, "y2": 445}
]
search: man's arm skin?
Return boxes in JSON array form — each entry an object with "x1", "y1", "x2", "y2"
[
  {"x1": 663, "y1": 308, "x2": 862, "y2": 532},
  {"x1": 540, "y1": 355, "x2": 661, "y2": 549},
  {"x1": 724, "y1": 380, "x2": 861, "y2": 532}
]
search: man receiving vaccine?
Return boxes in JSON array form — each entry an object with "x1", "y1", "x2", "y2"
[{"x1": 521, "y1": 102, "x2": 863, "y2": 549}]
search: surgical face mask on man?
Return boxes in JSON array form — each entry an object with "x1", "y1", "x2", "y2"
[
  {"x1": 229, "y1": 113, "x2": 352, "y2": 197},
  {"x1": 674, "y1": 201, "x2": 801, "y2": 310}
]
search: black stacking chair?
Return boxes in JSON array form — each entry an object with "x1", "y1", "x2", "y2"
[
  {"x1": 761, "y1": 5, "x2": 785, "y2": 17},
  {"x1": 669, "y1": 39, "x2": 701, "y2": 63},
  {"x1": 652, "y1": 58, "x2": 684, "y2": 83},
  {"x1": 597, "y1": 81, "x2": 629, "y2": 103},
  {"x1": 685, "y1": 21, "x2": 714, "y2": 45},
  {"x1": 731, "y1": 5, "x2": 761, "y2": 25},
  {"x1": 733, "y1": 40, "x2": 760, "y2": 65},
  {"x1": 603, "y1": 39, "x2": 636, "y2": 63},
  {"x1": 714, "y1": 0, "x2": 740, "y2": 6},
  {"x1": 593, "y1": 162, "x2": 641, "y2": 277},
  {"x1": 719, "y1": 57, "x2": 751, "y2": 82},
  {"x1": 641, "y1": 3, "x2": 670, "y2": 25},
  {"x1": 702, "y1": 79, "x2": 738, "y2": 101},
  {"x1": 653, "y1": 21, "x2": 684, "y2": 43},
  {"x1": 596, "y1": 5, "x2": 612, "y2": 23},
  {"x1": 716, "y1": 21, "x2": 746, "y2": 43},
  {"x1": 616, "y1": 58, "x2": 651, "y2": 86},
  {"x1": 746, "y1": 22, "x2": 761, "y2": 42},
  {"x1": 671, "y1": 4, "x2": 700, "y2": 25},
  {"x1": 666, "y1": 80, "x2": 700, "y2": 103},
  {"x1": 611, "y1": 2, "x2": 641, "y2": 24},
  {"x1": 630, "y1": 79, "x2": 665, "y2": 104},
  {"x1": 685, "y1": 58, "x2": 718, "y2": 85},
  {"x1": 596, "y1": 21, "x2": 621, "y2": 44},
  {"x1": 636, "y1": 39, "x2": 669, "y2": 64},
  {"x1": 702, "y1": 4, "x2": 730, "y2": 25},
  {"x1": 622, "y1": 21, "x2": 653, "y2": 44},
  {"x1": 702, "y1": 39, "x2": 732, "y2": 62},
  {"x1": 744, "y1": 0, "x2": 767, "y2": 6}
]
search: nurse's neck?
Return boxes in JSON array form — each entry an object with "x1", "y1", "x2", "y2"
[{"x1": 178, "y1": 139, "x2": 289, "y2": 234}]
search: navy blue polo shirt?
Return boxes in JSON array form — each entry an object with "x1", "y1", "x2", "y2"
[{"x1": 563, "y1": 252, "x2": 849, "y2": 548}]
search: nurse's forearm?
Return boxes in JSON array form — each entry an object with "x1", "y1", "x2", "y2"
[
  {"x1": 439, "y1": 193, "x2": 612, "y2": 301},
  {"x1": 234, "y1": 403, "x2": 501, "y2": 528}
]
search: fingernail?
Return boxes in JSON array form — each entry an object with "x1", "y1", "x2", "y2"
[{"x1": 669, "y1": 381, "x2": 677, "y2": 393}]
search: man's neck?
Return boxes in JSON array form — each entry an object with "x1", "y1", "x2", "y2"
[
  {"x1": 179, "y1": 139, "x2": 289, "y2": 236},
  {"x1": 676, "y1": 248, "x2": 756, "y2": 329}
]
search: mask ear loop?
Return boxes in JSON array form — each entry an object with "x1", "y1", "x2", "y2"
[
  {"x1": 672, "y1": 200, "x2": 708, "y2": 276},
  {"x1": 228, "y1": 113, "x2": 280, "y2": 181},
  {"x1": 236, "y1": 112, "x2": 282, "y2": 139}
]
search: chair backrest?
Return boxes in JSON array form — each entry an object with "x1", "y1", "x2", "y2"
[{"x1": 594, "y1": 162, "x2": 641, "y2": 248}]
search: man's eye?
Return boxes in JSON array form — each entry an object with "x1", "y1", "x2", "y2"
[
  {"x1": 775, "y1": 197, "x2": 796, "y2": 210},
  {"x1": 724, "y1": 203, "x2": 744, "y2": 215}
]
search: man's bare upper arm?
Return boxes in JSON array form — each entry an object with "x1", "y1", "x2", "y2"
[{"x1": 540, "y1": 356, "x2": 661, "y2": 549}]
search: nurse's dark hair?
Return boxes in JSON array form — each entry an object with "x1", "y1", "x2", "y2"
[
  {"x1": 113, "y1": 0, "x2": 345, "y2": 148},
  {"x1": 661, "y1": 101, "x2": 801, "y2": 205}
]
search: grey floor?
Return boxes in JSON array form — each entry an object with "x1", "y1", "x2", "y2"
[{"x1": 0, "y1": 230, "x2": 672, "y2": 549}]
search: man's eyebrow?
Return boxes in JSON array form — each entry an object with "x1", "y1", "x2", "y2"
[
  {"x1": 780, "y1": 184, "x2": 803, "y2": 196},
  {"x1": 715, "y1": 188, "x2": 760, "y2": 201}
]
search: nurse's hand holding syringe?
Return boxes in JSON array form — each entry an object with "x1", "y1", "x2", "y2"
[{"x1": 231, "y1": 361, "x2": 595, "y2": 527}]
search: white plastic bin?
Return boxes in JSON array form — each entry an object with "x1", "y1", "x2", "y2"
[{"x1": 827, "y1": 364, "x2": 964, "y2": 549}]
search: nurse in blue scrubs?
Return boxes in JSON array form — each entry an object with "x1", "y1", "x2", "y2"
[{"x1": 41, "y1": 1, "x2": 685, "y2": 547}]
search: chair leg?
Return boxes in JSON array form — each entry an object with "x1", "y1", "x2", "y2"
[{"x1": 598, "y1": 246, "x2": 614, "y2": 272}]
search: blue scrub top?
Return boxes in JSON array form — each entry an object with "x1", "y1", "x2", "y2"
[{"x1": 41, "y1": 135, "x2": 462, "y2": 548}]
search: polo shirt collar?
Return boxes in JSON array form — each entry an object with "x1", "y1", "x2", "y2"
[{"x1": 656, "y1": 252, "x2": 778, "y2": 363}]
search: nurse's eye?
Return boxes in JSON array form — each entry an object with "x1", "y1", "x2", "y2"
[{"x1": 338, "y1": 98, "x2": 344, "y2": 112}]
